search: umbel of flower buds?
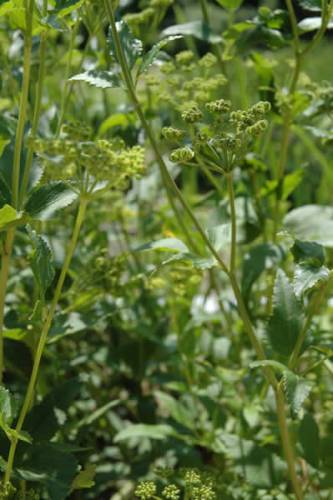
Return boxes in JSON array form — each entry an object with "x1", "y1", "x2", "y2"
[
  {"x1": 170, "y1": 147, "x2": 195, "y2": 163},
  {"x1": 162, "y1": 127, "x2": 185, "y2": 142},
  {"x1": 205, "y1": 99, "x2": 231, "y2": 114},
  {"x1": 181, "y1": 106, "x2": 203, "y2": 124}
]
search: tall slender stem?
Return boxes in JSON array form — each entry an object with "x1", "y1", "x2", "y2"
[
  {"x1": 20, "y1": 0, "x2": 48, "y2": 202},
  {"x1": 12, "y1": 0, "x2": 34, "y2": 208},
  {"x1": 105, "y1": 6, "x2": 303, "y2": 496},
  {"x1": 226, "y1": 173, "x2": 236, "y2": 273},
  {"x1": 0, "y1": 229, "x2": 15, "y2": 383},
  {"x1": 0, "y1": 0, "x2": 34, "y2": 380},
  {"x1": 3, "y1": 197, "x2": 88, "y2": 485}
]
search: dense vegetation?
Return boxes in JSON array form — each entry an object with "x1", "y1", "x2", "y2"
[{"x1": 0, "y1": 0, "x2": 333, "y2": 498}]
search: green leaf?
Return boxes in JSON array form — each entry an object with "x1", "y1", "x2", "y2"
[
  {"x1": 25, "y1": 181, "x2": 77, "y2": 220},
  {"x1": 28, "y1": 229, "x2": 55, "y2": 299},
  {"x1": 297, "y1": 0, "x2": 322, "y2": 11},
  {"x1": 206, "y1": 223, "x2": 232, "y2": 252},
  {"x1": 137, "y1": 35, "x2": 182, "y2": 76},
  {"x1": 267, "y1": 270, "x2": 303, "y2": 357},
  {"x1": 298, "y1": 16, "x2": 333, "y2": 32},
  {"x1": 137, "y1": 237, "x2": 189, "y2": 253},
  {"x1": 54, "y1": 0, "x2": 85, "y2": 17},
  {"x1": 294, "y1": 263, "x2": 330, "y2": 298},
  {"x1": 299, "y1": 413, "x2": 320, "y2": 468},
  {"x1": 162, "y1": 21, "x2": 222, "y2": 44},
  {"x1": 19, "y1": 444, "x2": 78, "y2": 500},
  {"x1": 284, "y1": 205, "x2": 333, "y2": 247},
  {"x1": 108, "y1": 21, "x2": 143, "y2": 69},
  {"x1": 292, "y1": 240, "x2": 325, "y2": 266},
  {"x1": 251, "y1": 361, "x2": 312, "y2": 415},
  {"x1": 71, "y1": 465, "x2": 96, "y2": 491},
  {"x1": 0, "y1": 386, "x2": 12, "y2": 429},
  {"x1": 70, "y1": 69, "x2": 121, "y2": 89},
  {"x1": 283, "y1": 371, "x2": 312, "y2": 416},
  {"x1": 114, "y1": 423, "x2": 175, "y2": 443},
  {"x1": 0, "y1": 0, "x2": 43, "y2": 33},
  {"x1": 242, "y1": 243, "x2": 284, "y2": 300},
  {"x1": 25, "y1": 379, "x2": 81, "y2": 441},
  {"x1": 0, "y1": 204, "x2": 24, "y2": 231},
  {"x1": 155, "y1": 391, "x2": 196, "y2": 431},
  {"x1": 282, "y1": 169, "x2": 304, "y2": 200}
]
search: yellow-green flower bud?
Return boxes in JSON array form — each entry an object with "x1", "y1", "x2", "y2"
[
  {"x1": 205, "y1": 99, "x2": 231, "y2": 113},
  {"x1": 176, "y1": 50, "x2": 195, "y2": 66},
  {"x1": 170, "y1": 147, "x2": 195, "y2": 163},
  {"x1": 162, "y1": 127, "x2": 185, "y2": 141},
  {"x1": 199, "y1": 52, "x2": 218, "y2": 68},
  {"x1": 181, "y1": 106, "x2": 203, "y2": 123}
]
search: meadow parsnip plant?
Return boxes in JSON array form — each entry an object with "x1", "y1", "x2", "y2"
[{"x1": 0, "y1": 0, "x2": 333, "y2": 499}]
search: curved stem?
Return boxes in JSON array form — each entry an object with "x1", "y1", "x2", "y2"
[{"x1": 3, "y1": 197, "x2": 88, "y2": 485}]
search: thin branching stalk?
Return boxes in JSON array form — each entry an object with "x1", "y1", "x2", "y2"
[
  {"x1": 3, "y1": 197, "x2": 88, "y2": 485},
  {"x1": 105, "y1": 4, "x2": 304, "y2": 496}
]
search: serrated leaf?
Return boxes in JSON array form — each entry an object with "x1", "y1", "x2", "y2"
[
  {"x1": 0, "y1": 386, "x2": 12, "y2": 428},
  {"x1": 24, "y1": 181, "x2": 77, "y2": 220},
  {"x1": 137, "y1": 35, "x2": 182, "y2": 77},
  {"x1": 114, "y1": 423, "x2": 174, "y2": 443},
  {"x1": 267, "y1": 270, "x2": 303, "y2": 357},
  {"x1": 70, "y1": 69, "x2": 121, "y2": 89},
  {"x1": 108, "y1": 21, "x2": 143, "y2": 70},
  {"x1": 162, "y1": 21, "x2": 222, "y2": 44},
  {"x1": 71, "y1": 465, "x2": 96, "y2": 491},
  {"x1": 283, "y1": 371, "x2": 312, "y2": 415},
  {"x1": 299, "y1": 413, "x2": 320, "y2": 468},
  {"x1": 294, "y1": 263, "x2": 330, "y2": 298},
  {"x1": 284, "y1": 205, "x2": 333, "y2": 247},
  {"x1": 28, "y1": 229, "x2": 55, "y2": 299}
]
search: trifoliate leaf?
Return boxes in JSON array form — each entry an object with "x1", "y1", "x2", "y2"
[
  {"x1": 267, "y1": 270, "x2": 303, "y2": 357},
  {"x1": 24, "y1": 181, "x2": 77, "y2": 220}
]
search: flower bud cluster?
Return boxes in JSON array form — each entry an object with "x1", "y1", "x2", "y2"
[
  {"x1": 31, "y1": 124, "x2": 145, "y2": 191},
  {"x1": 135, "y1": 481, "x2": 157, "y2": 499},
  {"x1": 161, "y1": 127, "x2": 185, "y2": 142},
  {"x1": 164, "y1": 100, "x2": 271, "y2": 171}
]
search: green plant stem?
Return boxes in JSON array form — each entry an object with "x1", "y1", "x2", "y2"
[
  {"x1": 20, "y1": 2, "x2": 48, "y2": 202},
  {"x1": 3, "y1": 197, "x2": 88, "y2": 485},
  {"x1": 275, "y1": 384, "x2": 304, "y2": 500},
  {"x1": 104, "y1": 0, "x2": 225, "y2": 268},
  {"x1": 199, "y1": 0, "x2": 210, "y2": 25},
  {"x1": 0, "y1": 0, "x2": 34, "y2": 380},
  {"x1": 226, "y1": 173, "x2": 236, "y2": 273},
  {"x1": 55, "y1": 23, "x2": 78, "y2": 137},
  {"x1": 0, "y1": 229, "x2": 15, "y2": 383},
  {"x1": 12, "y1": 0, "x2": 34, "y2": 208},
  {"x1": 105, "y1": 7, "x2": 303, "y2": 495},
  {"x1": 289, "y1": 278, "x2": 332, "y2": 370}
]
